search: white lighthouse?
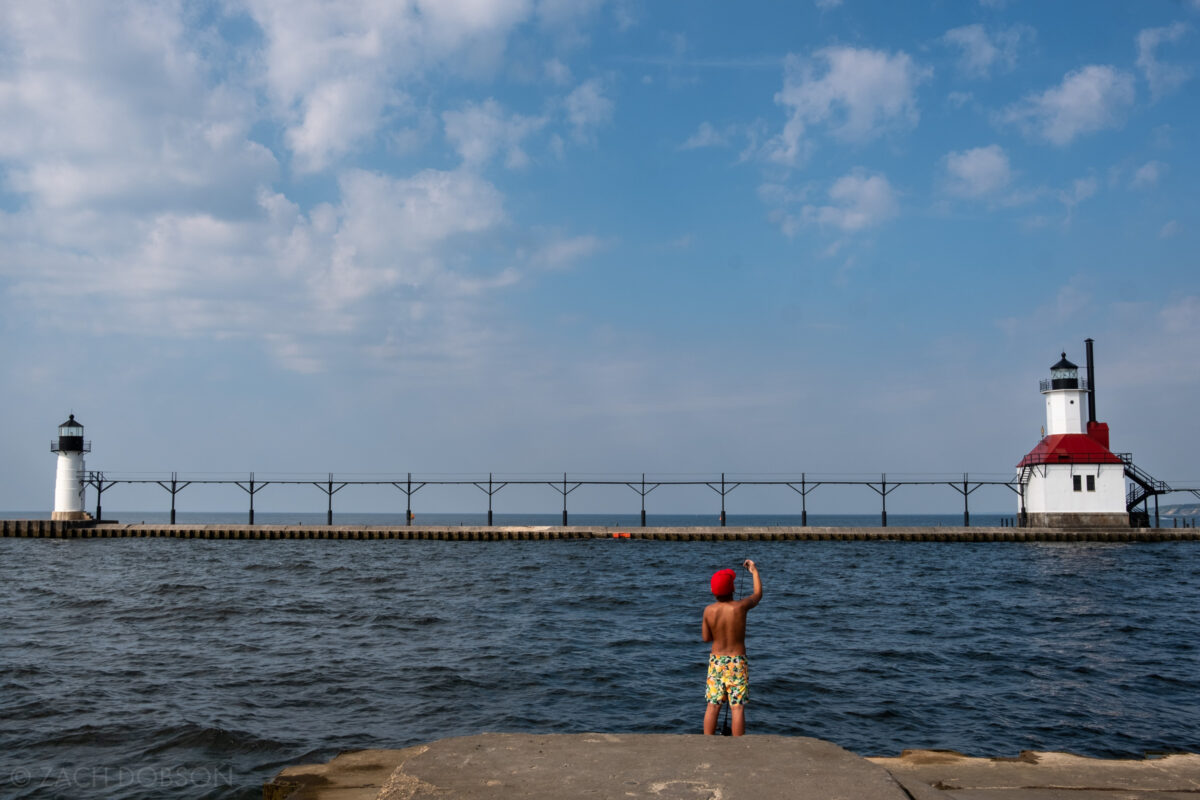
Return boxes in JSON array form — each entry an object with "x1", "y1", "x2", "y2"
[
  {"x1": 51, "y1": 414, "x2": 91, "y2": 521},
  {"x1": 1016, "y1": 344, "x2": 1128, "y2": 528}
]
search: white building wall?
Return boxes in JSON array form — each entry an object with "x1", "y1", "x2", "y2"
[
  {"x1": 53, "y1": 452, "x2": 85, "y2": 514},
  {"x1": 1045, "y1": 390, "x2": 1086, "y2": 435},
  {"x1": 1023, "y1": 463, "x2": 1125, "y2": 514}
]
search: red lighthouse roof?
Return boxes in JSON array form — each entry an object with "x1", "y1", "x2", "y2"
[{"x1": 1017, "y1": 433, "x2": 1122, "y2": 467}]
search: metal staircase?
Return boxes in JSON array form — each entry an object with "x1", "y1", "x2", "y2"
[{"x1": 1118, "y1": 453, "x2": 1170, "y2": 511}]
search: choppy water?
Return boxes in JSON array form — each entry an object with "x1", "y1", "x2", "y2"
[{"x1": 1, "y1": 535, "x2": 1198, "y2": 799}]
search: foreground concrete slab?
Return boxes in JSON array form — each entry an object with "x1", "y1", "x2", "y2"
[
  {"x1": 264, "y1": 736, "x2": 1200, "y2": 800},
  {"x1": 266, "y1": 733, "x2": 911, "y2": 800},
  {"x1": 868, "y1": 749, "x2": 1200, "y2": 800}
]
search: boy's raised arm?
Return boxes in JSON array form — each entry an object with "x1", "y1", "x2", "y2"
[{"x1": 742, "y1": 560, "x2": 762, "y2": 609}]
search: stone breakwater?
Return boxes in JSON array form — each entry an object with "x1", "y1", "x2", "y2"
[
  {"x1": 3, "y1": 519, "x2": 1199, "y2": 541},
  {"x1": 262, "y1": 733, "x2": 1200, "y2": 800}
]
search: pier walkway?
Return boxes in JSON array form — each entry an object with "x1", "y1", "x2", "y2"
[
  {"x1": 263, "y1": 733, "x2": 1200, "y2": 800},
  {"x1": 4, "y1": 519, "x2": 1200, "y2": 541},
  {"x1": 3, "y1": 519, "x2": 1200, "y2": 541}
]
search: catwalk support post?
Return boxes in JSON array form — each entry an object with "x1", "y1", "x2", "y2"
[
  {"x1": 391, "y1": 474, "x2": 427, "y2": 526},
  {"x1": 312, "y1": 473, "x2": 348, "y2": 525},
  {"x1": 624, "y1": 474, "x2": 661, "y2": 528},
  {"x1": 548, "y1": 473, "x2": 582, "y2": 526},
  {"x1": 947, "y1": 473, "x2": 982, "y2": 528},
  {"x1": 882, "y1": 473, "x2": 887, "y2": 528},
  {"x1": 235, "y1": 473, "x2": 271, "y2": 525},
  {"x1": 473, "y1": 473, "x2": 508, "y2": 526},
  {"x1": 866, "y1": 473, "x2": 901, "y2": 527},
  {"x1": 706, "y1": 473, "x2": 741, "y2": 527},
  {"x1": 85, "y1": 471, "x2": 117, "y2": 523},
  {"x1": 786, "y1": 474, "x2": 821, "y2": 527},
  {"x1": 155, "y1": 472, "x2": 192, "y2": 525}
]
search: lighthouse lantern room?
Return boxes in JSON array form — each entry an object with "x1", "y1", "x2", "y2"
[
  {"x1": 1017, "y1": 342, "x2": 1128, "y2": 528},
  {"x1": 51, "y1": 414, "x2": 91, "y2": 521}
]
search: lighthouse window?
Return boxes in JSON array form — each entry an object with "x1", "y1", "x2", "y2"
[
  {"x1": 1073, "y1": 475, "x2": 1082, "y2": 492},
  {"x1": 1086, "y1": 475, "x2": 1096, "y2": 491}
]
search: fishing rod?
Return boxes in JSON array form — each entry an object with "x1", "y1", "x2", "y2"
[{"x1": 717, "y1": 691, "x2": 733, "y2": 736}]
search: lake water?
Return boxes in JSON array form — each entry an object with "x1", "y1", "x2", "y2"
[{"x1": 1, "y1": 532, "x2": 1197, "y2": 799}]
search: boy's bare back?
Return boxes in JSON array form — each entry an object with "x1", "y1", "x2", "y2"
[{"x1": 702, "y1": 560, "x2": 762, "y2": 655}]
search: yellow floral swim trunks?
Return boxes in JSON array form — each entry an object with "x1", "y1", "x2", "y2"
[{"x1": 705, "y1": 654, "x2": 748, "y2": 705}]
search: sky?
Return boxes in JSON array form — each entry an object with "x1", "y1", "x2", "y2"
[{"x1": 2, "y1": 0, "x2": 1198, "y2": 516}]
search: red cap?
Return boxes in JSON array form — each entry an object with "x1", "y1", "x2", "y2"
[{"x1": 710, "y1": 568, "x2": 736, "y2": 596}]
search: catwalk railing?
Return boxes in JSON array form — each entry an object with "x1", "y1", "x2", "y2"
[
  {"x1": 76, "y1": 471, "x2": 1032, "y2": 528},
  {"x1": 77, "y1": 469, "x2": 1200, "y2": 528}
]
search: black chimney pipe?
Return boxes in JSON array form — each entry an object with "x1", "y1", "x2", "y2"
[{"x1": 1085, "y1": 337, "x2": 1096, "y2": 423}]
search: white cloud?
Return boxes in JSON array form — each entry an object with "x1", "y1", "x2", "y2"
[
  {"x1": 815, "y1": 0, "x2": 843, "y2": 8},
  {"x1": 1160, "y1": 220, "x2": 1180, "y2": 238},
  {"x1": 442, "y1": 99, "x2": 547, "y2": 168},
  {"x1": 762, "y1": 170, "x2": 898, "y2": 235},
  {"x1": 1, "y1": 159, "x2": 517, "y2": 372},
  {"x1": 1063, "y1": 176, "x2": 1097, "y2": 205},
  {"x1": 1131, "y1": 160, "x2": 1166, "y2": 190},
  {"x1": 1136, "y1": 22, "x2": 1192, "y2": 100},
  {"x1": 947, "y1": 91, "x2": 974, "y2": 109},
  {"x1": 0, "y1": 0, "x2": 622, "y2": 374},
  {"x1": 680, "y1": 122, "x2": 730, "y2": 149},
  {"x1": 944, "y1": 25, "x2": 998, "y2": 78},
  {"x1": 757, "y1": 182, "x2": 811, "y2": 237},
  {"x1": 413, "y1": 0, "x2": 533, "y2": 54},
  {"x1": 767, "y1": 47, "x2": 928, "y2": 166},
  {"x1": 612, "y1": 1, "x2": 638, "y2": 31},
  {"x1": 942, "y1": 24, "x2": 1029, "y2": 78},
  {"x1": 564, "y1": 78, "x2": 614, "y2": 143},
  {"x1": 1001, "y1": 65, "x2": 1135, "y2": 145},
  {"x1": 286, "y1": 78, "x2": 395, "y2": 173},
  {"x1": 0, "y1": 0, "x2": 548, "y2": 182},
  {"x1": 244, "y1": 0, "x2": 535, "y2": 171},
  {"x1": 525, "y1": 234, "x2": 604, "y2": 269},
  {"x1": 943, "y1": 145, "x2": 1012, "y2": 197},
  {"x1": 329, "y1": 168, "x2": 507, "y2": 295},
  {"x1": 0, "y1": 2, "x2": 276, "y2": 211},
  {"x1": 1056, "y1": 176, "x2": 1098, "y2": 224},
  {"x1": 544, "y1": 58, "x2": 572, "y2": 85},
  {"x1": 807, "y1": 171, "x2": 899, "y2": 231}
]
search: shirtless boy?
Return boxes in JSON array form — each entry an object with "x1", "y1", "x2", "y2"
[{"x1": 702, "y1": 559, "x2": 762, "y2": 736}]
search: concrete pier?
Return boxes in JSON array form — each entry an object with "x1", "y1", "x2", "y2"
[
  {"x1": 262, "y1": 733, "x2": 1200, "y2": 800},
  {"x1": 2, "y1": 519, "x2": 1199, "y2": 541}
]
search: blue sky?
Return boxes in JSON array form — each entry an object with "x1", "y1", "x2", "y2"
[{"x1": 2, "y1": 0, "x2": 1197, "y2": 515}]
